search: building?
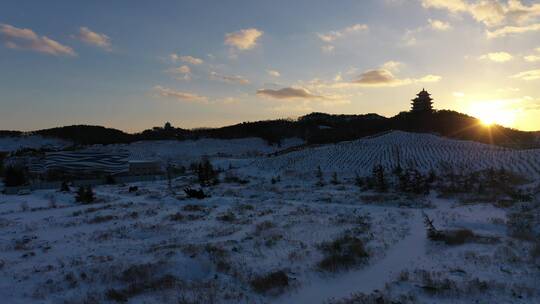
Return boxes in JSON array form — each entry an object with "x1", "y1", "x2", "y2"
[
  {"x1": 411, "y1": 89, "x2": 434, "y2": 113},
  {"x1": 43, "y1": 149, "x2": 129, "y2": 175},
  {"x1": 129, "y1": 160, "x2": 162, "y2": 176}
]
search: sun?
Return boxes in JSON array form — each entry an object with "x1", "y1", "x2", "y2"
[{"x1": 468, "y1": 102, "x2": 516, "y2": 128}]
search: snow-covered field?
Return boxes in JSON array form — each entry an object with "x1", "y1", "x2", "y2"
[
  {"x1": 0, "y1": 131, "x2": 539, "y2": 303},
  {"x1": 255, "y1": 131, "x2": 540, "y2": 178}
]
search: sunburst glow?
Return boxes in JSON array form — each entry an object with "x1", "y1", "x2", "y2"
[{"x1": 468, "y1": 101, "x2": 517, "y2": 127}]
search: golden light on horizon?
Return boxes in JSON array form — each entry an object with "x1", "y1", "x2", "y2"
[{"x1": 467, "y1": 101, "x2": 517, "y2": 128}]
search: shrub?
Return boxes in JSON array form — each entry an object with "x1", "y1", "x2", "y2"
[
  {"x1": 331, "y1": 172, "x2": 340, "y2": 185},
  {"x1": 168, "y1": 212, "x2": 184, "y2": 221},
  {"x1": 106, "y1": 288, "x2": 127, "y2": 302},
  {"x1": 88, "y1": 215, "x2": 117, "y2": 224},
  {"x1": 531, "y1": 241, "x2": 540, "y2": 260},
  {"x1": 184, "y1": 187, "x2": 207, "y2": 199},
  {"x1": 3, "y1": 165, "x2": 27, "y2": 187},
  {"x1": 105, "y1": 175, "x2": 116, "y2": 185},
  {"x1": 318, "y1": 235, "x2": 369, "y2": 272},
  {"x1": 217, "y1": 211, "x2": 236, "y2": 222},
  {"x1": 183, "y1": 204, "x2": 206, "y2": 212},
  {"x1": 75, "y1": 186, "x2": 95, "y2": 204},
  {"x1": 250, "y1": 270, "x2": 289, "y2": 294},
  {"x1": 196, "y1": 158, "x2": 219, "y2": 186},
  {"x1": 60, "y1": 181, "x2": 70, "y2": 192}
]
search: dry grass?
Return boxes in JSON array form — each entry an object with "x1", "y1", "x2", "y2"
[
  {"x1": 250, "y1": 270, "x2": 289, "y2": 294},
  {"x1": 317, "y1": 235, "x2": 369, "y2": 272}
]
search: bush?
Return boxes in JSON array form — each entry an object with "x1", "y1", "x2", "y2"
[
  {"x1": 250, "y1": 270, "x2": 289, "y2": 294},
  {"x1": 105, "y1": 175, "x2": 116, "y2": 185},
  {"x1": 184, "y1": 187, "x2": 207, "y2": 199},
  {"x1": 317, "y1": 235, "x2": 369, "y2": 272},
  {"x1": 3, "y1": 165, "x2": 27, "y2": 187},
  {"x1": 75, "y1": 186, "x2": 95, "y2": 204},
  {"x1": 60, "y1": 181, "x2": 70, "y2": 192},
  {"x1": 196, "y1": 158, "x2": 219, "y2": 186}
]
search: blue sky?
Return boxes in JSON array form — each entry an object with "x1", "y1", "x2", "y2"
[{"x1": 1, "y1": 0, "x2": 540, "y2": 131}]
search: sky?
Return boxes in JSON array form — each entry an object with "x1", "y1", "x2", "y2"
[{"x1": 1, "y1": 0, "x2": 540, "y2": 132}]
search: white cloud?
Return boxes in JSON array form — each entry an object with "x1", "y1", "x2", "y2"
[
  {"x1": 418, "y1": 74, "x2": 443, "y2": 82},
  {"x1": 210, "y1": 71, "x2": 250, "y2": 85},
  {"x1": 76, "y1": 27, "x2": 112, "y2": 51},
  {"x1": 479, "y1": 51, "x2": 513, "y2": 62},
  {"x1": 381, "y1": 60, "x2": 402, "y2": 72},
  {"x1": 267, "y1": 69, "x2": 280, "y2": 77},
  {"x1": 524, "y1": 54, "x2": 540, "y2": 62},
  {"x1": 428, "y1": 18, "x2": 452, "y2": 30},
  {"x1": 256, "y1": 87, "x2": 324, "y2": 100},
  {"x1": 351, "y1": 67, "x2": 442, "y2": 87},
  {"x1": 152, "y1": 85, "x2": 208, "y2": 103},
  {"x1": 321, "y1": 45, "x2": 335, "y2": 54},
  {"x1": 167, "y1": 65, "x2": 192, "y2": 80},
  {"x1": 317, "y1": 23, "x2": 368, "y2": 42},
  {"x1": 422, "y1": 0, "x2": 540, "y2": 33},
  {"x1": 486, "y1": 23, "x2": 540, "y2": 38},
  {"x1": 170, "y1": 54, "x2": 204, "y2": 65},
  {"x1": 511, "y1": 69, "x2": 540, "y2": 80},
  {"x1": 0, "y1": 23, "x2": 75, "y2": 56},
  {"x1": 224, "y1": 28, "x2": 263, "y2": 50}
]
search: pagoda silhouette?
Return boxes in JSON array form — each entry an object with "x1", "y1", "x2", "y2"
[{"x1": 411, "y1": 89, "x2": 434, "y2": 113}]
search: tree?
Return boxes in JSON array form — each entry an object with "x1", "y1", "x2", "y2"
[
  {"x1": 3, "y1": 166, "x2": 27, "y2": 187},
  {"x1": 331, "y1": 172, "x2": 339, "y2": 185},
  {"x1": 60, "y1": 181, "x2": 70, "y2": 192},
  {"x1": 315, "y1": 166, "x2": 325, "y2": 187},
  {"x1": 197, "y1": 158, "x2": 218, "y2": 186},
  {"x1": 372, "y1": 164, "x2": 387, "y2": 192}
]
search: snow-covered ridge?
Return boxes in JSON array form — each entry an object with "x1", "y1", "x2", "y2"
[
  {"x1": 0, "y1": 136, "x2": 70, "y2": 152},
  {"x1": 254, "y1": 131, "x2": 540, "y2": 178}
]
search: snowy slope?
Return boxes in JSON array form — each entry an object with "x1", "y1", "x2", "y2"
[
  {"x1": 121, "y1": 137, "x2": 304, "y2": 162},
  {"x1": 0, "y1": 136, "x2": 70, "y2": 152},
  {"x1": 254, "y1": 131, "x2": 540, "y2": 178}
]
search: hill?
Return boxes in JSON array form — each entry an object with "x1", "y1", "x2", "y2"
[{"x1": 0, "y1": 110, "x2": 538, "y2": 148}]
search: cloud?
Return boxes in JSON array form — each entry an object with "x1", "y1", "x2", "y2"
[
  {"x1": 418, "y1": 74, "x2": 443, "y2": 82},
  {"x1": 353, "y1": 69, "x2": 400, "y2": 85},
  {"x1": 224, "y1": 28, "x2": 263, "y2": 50},
  {"x1": 524, "y1": 54, "x2": 540, "y2": 62},
  {"x1": 256, "y1": 87, "x2": 324, "y2": 100},
  {"x1": 321, "y1": 45, "x2": 335, "y2": 54},
  {"x1": 0, "y1": 23, "x2": 75, "y2": 56},
  {"x1": 351, "y1": 67, "x2": 442, "y2": 87},
  {"x1": 428, "y1": 18, "x2": 452, "y2": 30},
  {"x1": 76, "y1": 27, "x2": 111, "y2": 51},
  {"x1": 152, "y1": 85, "x2": 208, "y2": 103},
  {"x1": 511, "y1": 69, "x2": 540, "y2": 80},
  {"x1": 166, "y1": 65, "x2": 192, "y2": 80},
  {"x1": 479, "y1": 51, "x2": 513, "y2": 62},
  {"x1": 317, "y1": 23, "x2": 368, "y2": 42},
  {"x1": 421, "y1": 0, "x2": 468, "y2": 12},
  {"x1": 381, "y1": 60, "x2": 402, "y2": 72},
  {"x1": 210, "y1": 71, "x2": 250, "y2": 85},
  {"x1": 267, "y1": 70, "x2": 280, "y2": 77},
  {"x1": 422, "y1": 0, "x2": 540, "y2": 29},
  {"x1": 170, "y1": 53, "x2": 204, "y2": 65},
  {"x1": 486, "y1": 23, "x2": 540, "y2": 38}
]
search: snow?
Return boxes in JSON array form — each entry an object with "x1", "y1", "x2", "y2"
[
  {"x1": 0, "y1": 131, "x2": 539, "y2": 303},
  {"x1": 0, "y1": 136, "x2": 70, "y2": 152},
  {"x1": 254, "y1": 131, "x2": 540, "y2": 178}
]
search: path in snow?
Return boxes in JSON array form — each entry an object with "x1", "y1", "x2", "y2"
[{"x1": 278, "y1": 210, "x2": 427, "y2": 304}]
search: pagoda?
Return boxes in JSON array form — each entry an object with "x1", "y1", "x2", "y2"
[{"x1": 411, "y1": 89, "x2": 434, "y2": 113}]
